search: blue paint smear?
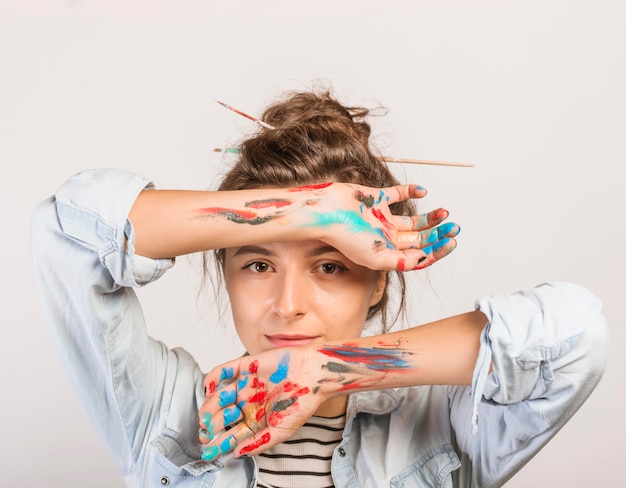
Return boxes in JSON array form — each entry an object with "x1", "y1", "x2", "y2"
[
  {"x1": 220, "y1": 436, "x2": 236, "y2": 454},
  {"x1": 319, "y1": 344, "x2": 412, "y2": 371},
  {"x1": 220, "y1": 367, "x2": 235, "y2": 380},
  {"x1": 437, "y1": 222, "x2": 458, "y2": 237},
  {"x1": 237, "y1": 377, "x2": 249, "y2": 390},
  {"x1": 219, "y1": 389, "x2": 237, "y2": 407},
  {"x1": 223, "y1": 406, "x2": 241, "y2": 425},
  {"x1": 269, "y1": 353, "x2": 290, "y2": 384},
  {"x1": 421, "y1": 237, "x2": 451, "y2": 255}
]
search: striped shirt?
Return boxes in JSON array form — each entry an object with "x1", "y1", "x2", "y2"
[{"x1": 256, "y1": 414, "x2": 346, "y2": 488}]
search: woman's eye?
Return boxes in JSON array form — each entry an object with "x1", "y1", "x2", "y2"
[
  {"x1": 245, "y1": 262, "x2": 271, "y2": 273},
  {"x1": 319, "y1": 263, "x2": 344, "y2": 274}
]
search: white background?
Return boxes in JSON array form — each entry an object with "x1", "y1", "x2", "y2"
[{"x1": 2, "y1": 0, "x2": 625, "y2": 486}]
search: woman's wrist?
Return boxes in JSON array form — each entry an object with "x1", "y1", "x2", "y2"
[{"x1": 308, "y1": 339, "x2": 416, "y2": 398}]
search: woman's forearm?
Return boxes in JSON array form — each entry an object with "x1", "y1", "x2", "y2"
[
  {"x1": 129, "y1": 187, "x2": 318, "y2": 258},
  {"x1": 314, "y1": 311, "x2": 488, "y2": 396}
]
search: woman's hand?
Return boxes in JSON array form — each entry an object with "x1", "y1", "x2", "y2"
[
  {"x1": 299, "y1": 182, "x2": 460, "y2": 271},
  {"x1": 198, "y1": 348, "x2": 329, "y2": 461}
]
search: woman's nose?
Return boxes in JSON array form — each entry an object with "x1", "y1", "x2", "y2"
[{"x1": 271, "y1": 271, "x2": 310, "y2": 320}]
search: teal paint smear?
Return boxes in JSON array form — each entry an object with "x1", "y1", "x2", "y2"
[
  {"x1": 201, "y1": 412, "x2": 215, "y2": 440},
  {"x1": 305, "y1": 211, "x2": 395, "y2": 249},
  {"x1": 269, "y1": 353, "x2": 290, "y2": 384},
  {"x1": 306, "y1": 210, "x2": 376, "y2": 234},
  {"x1": 201, "y1": 445, "x2": 220, "y2": 462}
]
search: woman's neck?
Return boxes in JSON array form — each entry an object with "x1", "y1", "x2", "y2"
[{"x1": 313, "y1": 395, "x2": 348, "y2": 418}]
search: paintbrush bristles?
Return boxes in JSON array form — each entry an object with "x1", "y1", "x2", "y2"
[{"x1": 216, "y1": 100, "x2": 275, "y2": 129}]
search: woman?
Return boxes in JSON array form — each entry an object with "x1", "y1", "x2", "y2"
[{"x1": 32, "y1": 90, "x2": 607, "y2": 487}]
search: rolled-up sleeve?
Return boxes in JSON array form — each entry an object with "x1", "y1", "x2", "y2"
[
  {"x1": 31, "y1": 169, "x2": 198, "y2": 477},
  {"x1": 449, "y1": 282, "x2": 608, "y2": 487}
]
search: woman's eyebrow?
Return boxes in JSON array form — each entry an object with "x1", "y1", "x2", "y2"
[
  {"x1": 307, "y1": 245, "x2": 341, "y2": 258},
  {"x1": 232, "y1": 245, "x2": 275, "y2": 257}
]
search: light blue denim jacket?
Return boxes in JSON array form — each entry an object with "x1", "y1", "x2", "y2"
[{"x1": 32, "y1": 169, "x2": 608, "y2": 488}]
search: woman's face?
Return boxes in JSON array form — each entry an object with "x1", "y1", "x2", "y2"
[{"x1": 223, "y1": 240, "x2": 386, "y2": 355}]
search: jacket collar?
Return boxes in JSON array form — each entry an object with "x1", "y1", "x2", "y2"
[{"x1": 347, "y1": 388, "x2": 404, "y2": 419}]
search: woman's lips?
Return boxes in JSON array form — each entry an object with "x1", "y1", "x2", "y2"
[{"x1": 265, "y1": 334, "x2": 320, "y2": 348}]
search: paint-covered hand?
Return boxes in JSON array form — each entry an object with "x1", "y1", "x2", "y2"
[
  {"x1": 304, "y1": 182, "x2": 460, "y2": 271},
  {"x1": 198, "y1": 349, "x2": 327, "y2": 461}
]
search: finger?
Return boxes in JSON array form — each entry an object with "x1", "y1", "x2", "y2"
[
  {"x1": 204, "y1": 363, "x2": 239, "y2": 397},
  {"x1": 198, "y1": 401, "x2": 246, "y2": 444},
  {"x1": 396, "y1": 222, "x2": 460, "y2": 250},
  {"x1": 395, "y1": 208, "x2": 450, "y2": 234},
  {"x1": 385, "y1": 184, "x2": 428, "y2": 204},
  {"x1": 198, "y1": 410, "x2": 217, "y2": 444},
  {"x1": 413, "y1": 237, "x2": 458, "y2": 270},
  {"x1": 201, "y1": 420, "x2": 255, "y2": 462}
]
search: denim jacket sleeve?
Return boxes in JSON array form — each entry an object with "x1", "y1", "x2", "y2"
[
  {"x1": 31, "y1": 169, "x2": 206, "y2": 479},
  {"x1": 448, "y1": 282, "x2": 608, "y2": 487}
]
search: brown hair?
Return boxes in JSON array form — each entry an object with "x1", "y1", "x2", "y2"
[{"x1": 207, "y1": 89, "x2": 414, "y2": 331}]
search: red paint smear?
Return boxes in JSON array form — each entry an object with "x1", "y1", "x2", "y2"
[
  {"x1": 249, "y1": 391, "x2": 267, "y2": 403},
  {"x1": 397, "y1": 257, "x2": 405, "y2": 272},
  {"x1": 246, "y1": 199, "x2": 292, "y2": 209},
  {"x1": 255, "y1": 408, "x2": 266, "y2": 422},
  {"x1": 288, "y1": 182, "x2": 332, "y2": 192},
  {"x1": 371, "y1": 208, "x2": 394, "y2": 229},
  {"x1": 239, "y1": 432, "x2": 271, "y2": 455},
  {"x1": 252, "y1": 378, "x2": 265, "y2": 389},
  {"x1": 248, "y1": 360, "x2": 259, "y2": 374},
  {"x1": 197, "y1": 207, "x2": 257, "y2": 219},
  {"x1": 208, "y1": 380, "x2": 216, "y2": 394},
  {"x1": 268, "y1": 410, "x2": 284, "y2": 427},
  {"x1": 295, "y1": 387, "x2": 310, "y2": 397},
  {"x1": 434, "y1": 208, "x2": 449, "y2": 221},
  {"x1": 283, "y1": 382, "x2": 311, "y2": 397},
  {"x1": 282, "y1": 381, "x2": 297, "y2": 392}
]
